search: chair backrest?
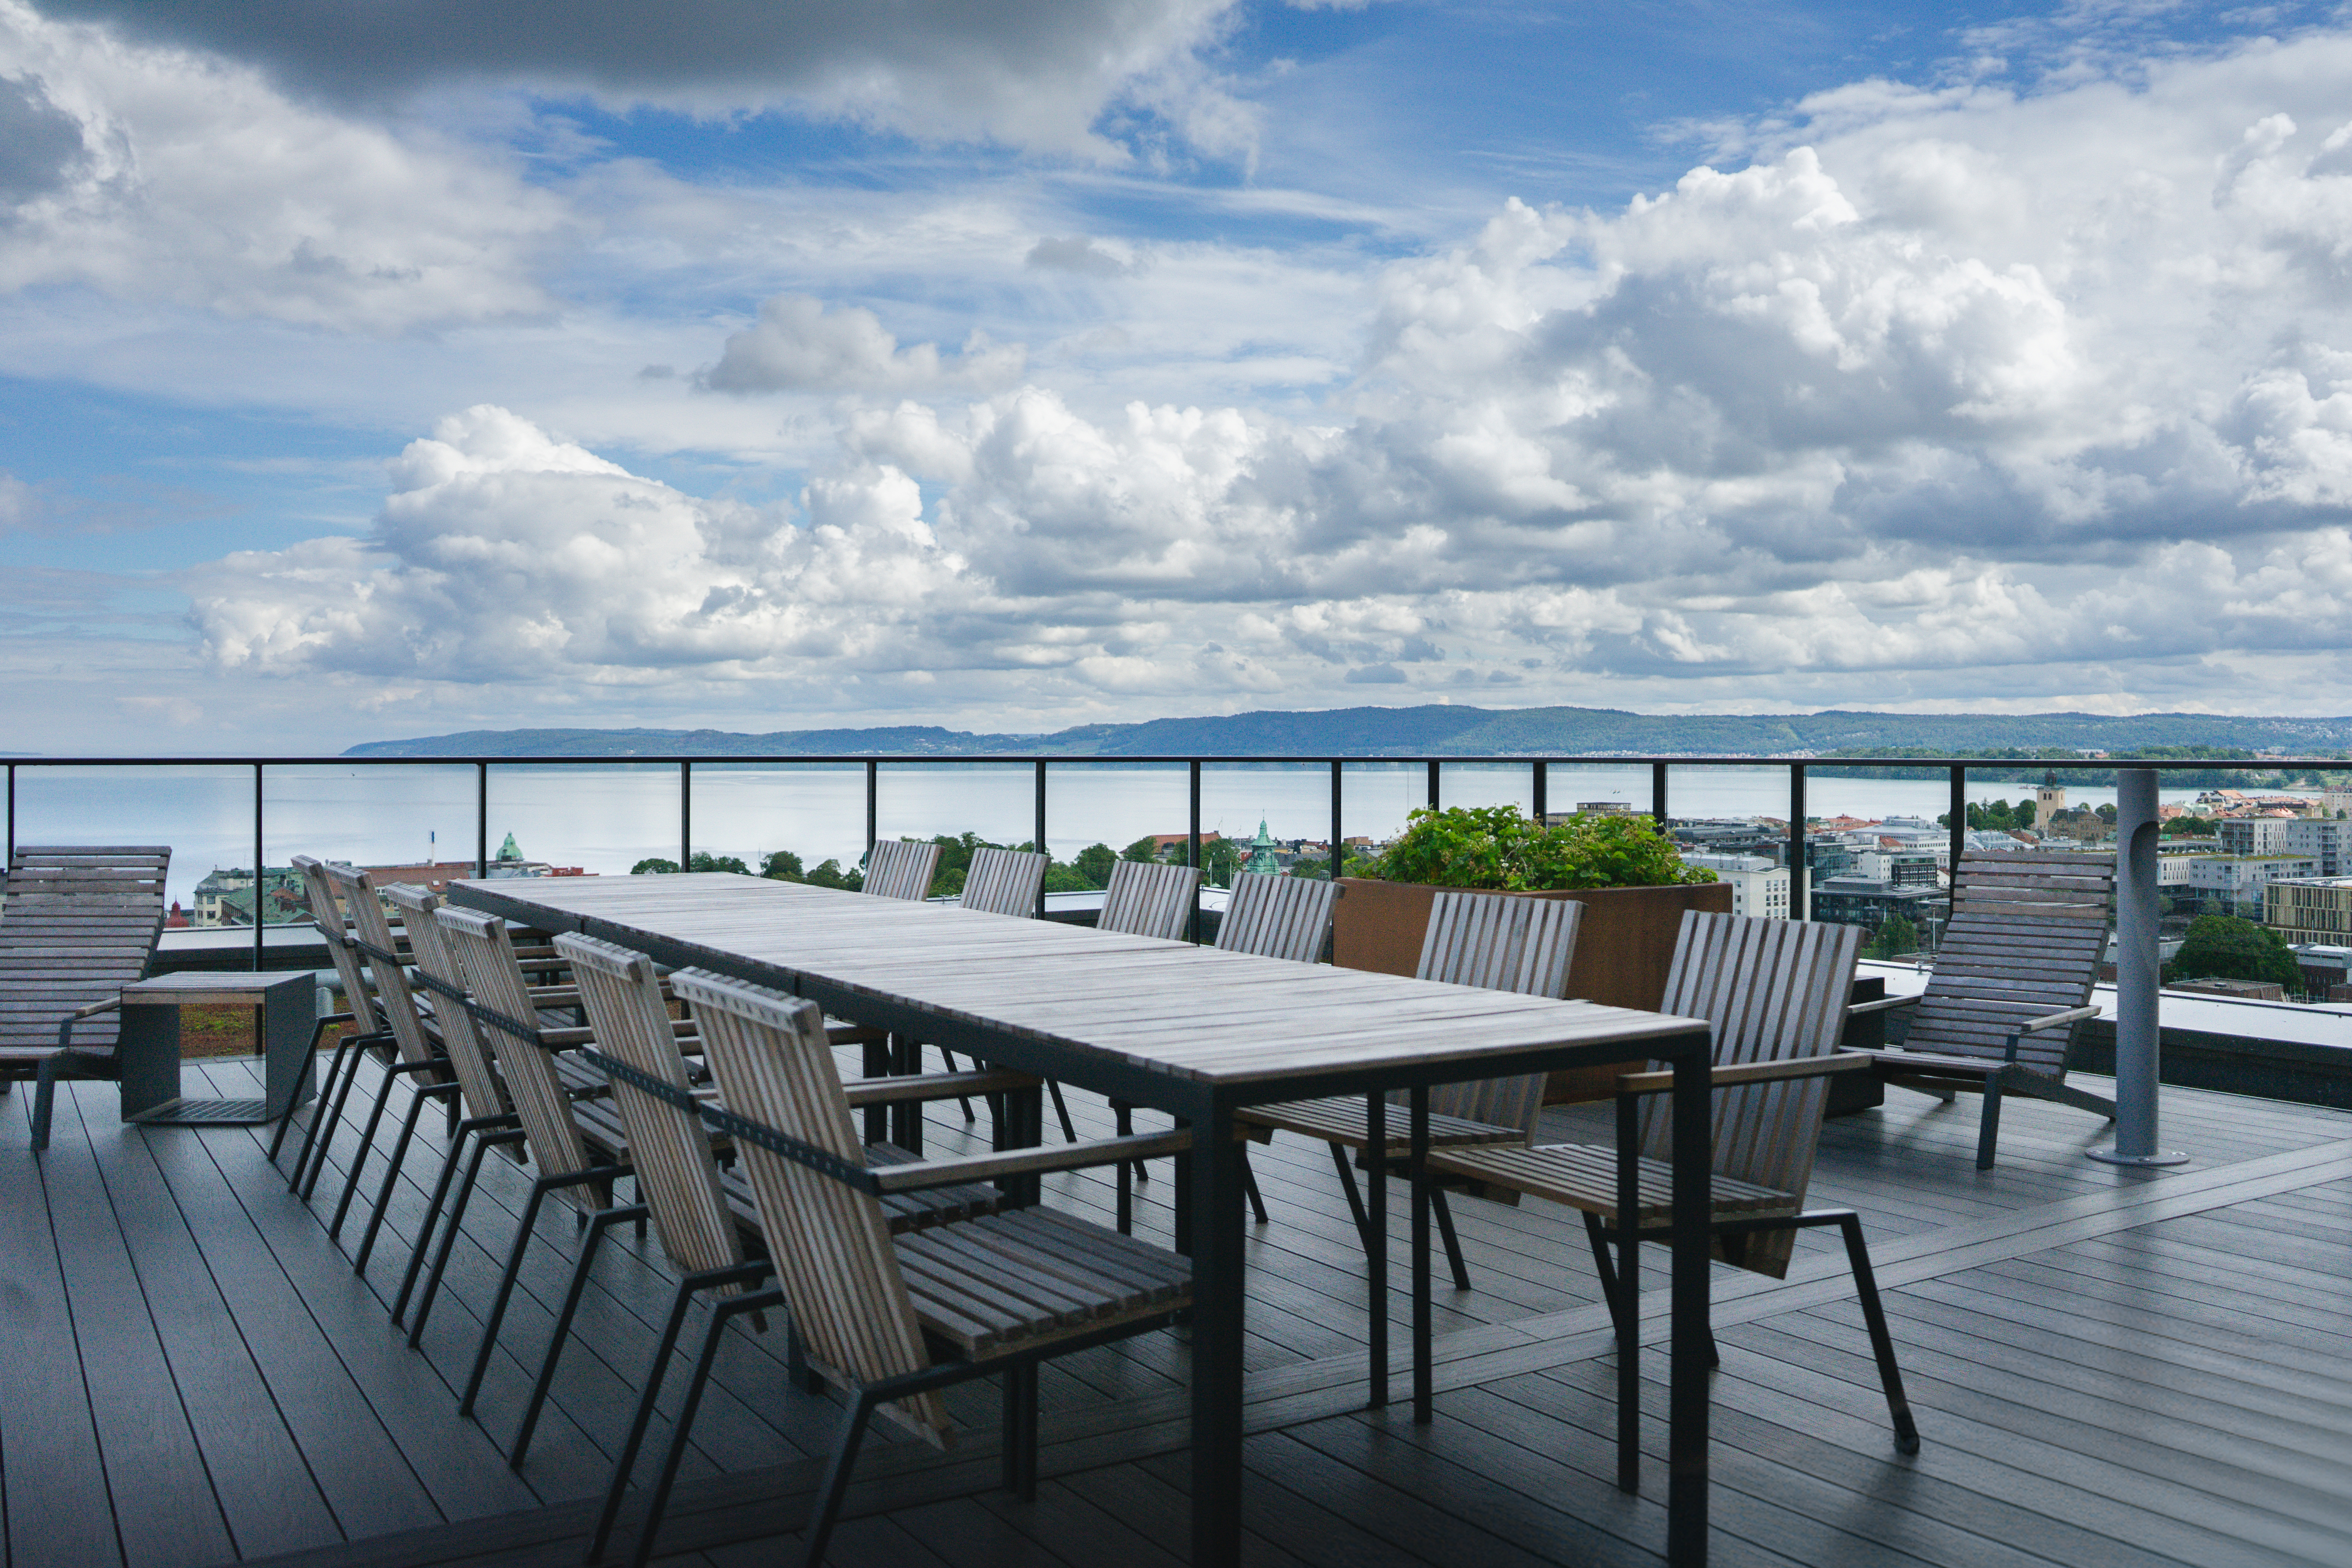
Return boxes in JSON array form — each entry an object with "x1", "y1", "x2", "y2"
[
  {"x1": 323, "y1": 862, "x2": 438, "y2": 1067},
  {"x1": 293, "y1": 855, "x2": 375, "y2": 1024},
  {"x1": 435, "y1": 905, "x2": 599, "y2": 1200},
  {"x1": 959, "y1": 846, "x2": 1046, "y2": 918},
  {"x1": 559, "y1": 934, "x2": 746, "y2": 1285},
  {"x1": 382, "y1": 882, "x2": 513, "y2": 1127},
  {"x1": 0, "y1": 846, "x2": 169, "y2": 1059},
  {"x1": 668, "y1": 966, "x2": 950, "y2": 1444},
  {"x1": 1906, "y1": 849, "x2": 2114, "y2": 1074},
  {"x1": 863, "y1": 839, "x2": 942, "y2": 902},
  {"x1": 1099, "y1": 858, "x2": 1201, "y2": 941},
  {"x1": 1215, "y1": 871, "x2": 1339, "y2": 964},
  {"x1": 1642, "y1": 911, "x2": 1862, "y2": 1278},
  {"x1": 1411, "y1": 890, "x2": 1583, "y2": 1139}
]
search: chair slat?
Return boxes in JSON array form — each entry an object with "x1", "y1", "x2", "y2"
[
  {"x1": 1215, "y1": 872, "x2": 1338, "y2": 964},
  {"x1": 864, "y1": 840, "x2": 943, "y2": 903},
  {"x1": 437, "y1": 906, "x2": 603, "y2": 1209},
  {"x1": 1098, "y1": 858, "x2": 1201, "y2": 940},
  {"x1": 959, "y1": 847, "x2": 1046, "y2": 919}
]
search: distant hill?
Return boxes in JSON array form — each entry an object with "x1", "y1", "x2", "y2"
[{"x1": 343, "y1": 707, "x2": 2352, "y2": 760}]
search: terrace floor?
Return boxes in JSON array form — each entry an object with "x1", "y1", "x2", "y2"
[{"x1": 7, "y1": 1048, "x2": 2352, "y2": 1568}]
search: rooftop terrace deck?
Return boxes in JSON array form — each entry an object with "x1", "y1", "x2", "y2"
[{"x1": 8, "y1": 1049, "x2": 2351, "y2": 1568}]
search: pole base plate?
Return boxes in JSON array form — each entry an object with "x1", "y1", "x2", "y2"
[{"x1": 2087, "y1": 1147, "x2": 2190, "y2": 1167}]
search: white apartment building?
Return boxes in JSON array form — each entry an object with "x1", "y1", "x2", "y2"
[
  {"x1": 2218, "y1": 819, "x2": 2291, "y2": 857},
  {"x1": 2184, "y1": 854, "x2": 2322, "y2": 914},
  {"x1": 1681, "y1": 853, "x2": 1790, "y2": 919},
  {"x1": 2283, "y1": 818, "x2": 2352, "y2": 877}
]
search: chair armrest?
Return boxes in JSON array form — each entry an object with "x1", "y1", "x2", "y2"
[
  {"x1": 1846, "y1": 994, "x2": 1919, "y2": 1016},
  {"x1": 843, "y1": 1069, "x2": 1037, "y2": 1107},
  {"x1": 56, "y1": 996, "x2": 122, "y2": 1051},
  {"x1": 870, "y1": 1128, "x2": 1194, "y2": 1193},
  {"x1": 2016, "y1": 1004, "x2": 2101, "y2": 1035},
  {"x1": 1613, "y1": 1051, "x2": 1874, "y2": 1097}
]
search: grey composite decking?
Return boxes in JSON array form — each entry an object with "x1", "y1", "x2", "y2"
[{"x1": 6, "y1": 1048, "x2": 2352, "y2": 1568}]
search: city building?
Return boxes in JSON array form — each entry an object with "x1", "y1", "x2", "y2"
[
  {"x1": 188, "y1": 866, "x2": 306, "y2": 927},
  {"x1": 1808, "y1": 875, "x2": 1946, "y2": 943},
  {"x1": 2183, "y1": 854, "x2": 2322, "y2": 918},
  {"x1": 2034, "y1": 779, "x2": 2067, "y2": 829},
  {"x1": 1679, "y1": 853, "x2": 1790, "y2": 919},
  {"x1": 2266, "y1": 878, "x2": 2352, "y2": 944},
  {"x1": 1241, "y1": 818, "x2": 1283, "y2": 877}
]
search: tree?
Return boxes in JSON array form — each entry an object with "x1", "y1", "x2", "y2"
[
  {"x1": 2164, "y1": 814, "x2": 2217, "y2": 838},
  {"x1": 761, "y1": 849, "x2": 804, "y2": 881},
  {"x1": 688, "y1": 851, "x2": 749, "y2": 874},
  {"x1": 1200, "y1": 836, "x2": 1242, "y2": 888},
  {"x1": 1120, "y1": 835, "x2": 1162, "y2": 864},
  {"x1": 1071, "y1": 842, "x2": 1117, "y2": 888},
  {"x1": 1866, "y1": 914, "x2": 1919, "y2": 960},
  {"x1": 631, "y1": 857, "x2": 680, "y2": 874},
  {"x1": 2166, "y1": 914, "x2": 2303, "y2": 990},
  {"x1": 803, "y1": 858, "x2": 860, "y2": 891}
]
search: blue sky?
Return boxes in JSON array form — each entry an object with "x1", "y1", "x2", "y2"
[{"x1": 4, "y1": 0, "x2": 2352, "y2": 751}]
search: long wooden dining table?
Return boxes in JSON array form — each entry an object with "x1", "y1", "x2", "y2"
[{"x1": 449, "y1": 871, "x2": 1720, "y2": 1565}]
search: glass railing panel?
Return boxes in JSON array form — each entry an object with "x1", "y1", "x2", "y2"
[
  {"x1": 874, "y1": 761, "x2": 1037, "y2": 896},
  {"x1": 1436, "y1": 761, "x2": 1534, "y2": 817},
  {"x1": 8, "y1": 763, "x2": 251, "y2": 915},
  {"x1": 688, "y1": 762, "x2": 867, "y2": 883},
  {"x1": 1198, "y1": 761, "x2": 1333, "y2": 887},
  {"x1": 263, "y1": 763, "x2": 478, "y2": 896},
  {"x1": 1339, "y1": 761, "x2": 1426, "y2": 872},
  {"x1": 1035, "y1": 763, "x2": 1191, "y2": 896},
  {"x1": 484, "y1": 762, "x2": 681, "y2": 877},
  {"x1": 1538, "y1": 762, "x2": 1652, "y2": 819},
  {"x1": 1663, "y1": 763, "x2": 1796, "y2": 919}
]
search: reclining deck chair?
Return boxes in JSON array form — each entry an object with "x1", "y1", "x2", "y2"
[
  {"x1": 1433, "y1": 912, "x2": 1917, "y2": 1489},
  {"x1": 2, "y1": 846, "x2": 170, "y2": 1151},
  {"x1": 1856, "y1": 849, "x2": 2115, "y2": 1169}
]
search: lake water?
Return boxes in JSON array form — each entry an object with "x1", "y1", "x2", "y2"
[{"x1": 3, "y1": 760, "x2": 2218, "y2": 907}]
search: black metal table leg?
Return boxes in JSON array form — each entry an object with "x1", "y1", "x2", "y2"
[
  {"x1": 1668, "y1": 1033, "x2": 1712, "y2": 1566},
  {"x1": 1367, "y1": 1090, "x2": 1386, "y2": 1409},
  {"x1": 1411, "y1": 1084, "x2": 1431, "y2": 1424},
  {"x1": 1187, "y1": 1093, "x2": 1245, "y2": 1568}
]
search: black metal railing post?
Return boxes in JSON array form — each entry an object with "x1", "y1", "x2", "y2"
[
  {"x1": 1532, "y1": 760, "x2": 1547, "y2": 823},
  {"x1": 1033, "y1": 760, "x2": 1048, "y2": 916},
  {"x1": 864, "y1": 760, "x2": 878, "y2": 858},
  {"x1": 6, "y1": 762, "x2": 14, "y2": 863},
  {"x1": 1427, "y1": 758, "x2": 1440, "y2": 811},
  {"x1": 680, "y1": 760, "x2": 692, "y2": 871},
  {"x1": 475, "y1": 762, "x2": 488, "y2": 878},
  {"x1": 252, "y1": 763, "x2": 265, "y2": 973},
  {"x1": 1651, "y1": 760, "x2": 1669, "y2": 825},
  {"x1": 1948, "y1": 764, "x2": 1967, "y2": 891},
  {"x1": 1329, "y1": 760, "x2": 1343, "y2": 880},
  {"x1": 1188, "y1": 760, "x2": 1202, "y2": 944},
  {"x1": 1788, "y1": 763, "x2": 1807, "y2": 921}
]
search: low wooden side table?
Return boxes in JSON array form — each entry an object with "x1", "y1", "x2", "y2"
[{"x1": 117, "y1": 971, "x2": 319, "y2": 1127}]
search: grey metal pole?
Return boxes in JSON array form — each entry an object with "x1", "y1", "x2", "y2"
[{"x1": 2091, "y1": 767, "x2": 2186, "y2": 1166}]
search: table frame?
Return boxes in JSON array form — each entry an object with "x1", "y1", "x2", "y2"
[{"x1": 452, "y1": 876, "x2": 1716, "y2": 1566}]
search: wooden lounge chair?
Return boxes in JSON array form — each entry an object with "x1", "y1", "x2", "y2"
[
  {"x1": 1, "y1": 846, "x2": 170, "y2": 1152},
  {"x1": 556, "y1": 933, "x2": 1026, "y2": 1503},
  {"x1": 1114, "y1": 869, "x2": 1342, "y2": 1228},
  {"x1": 595, "y1": 963, "x2": 1193, "y2": 1568},
  {"x1": 1237, "y1": 889, "x2": 1581, "y2": 1287},
  {"x1": 1853, "y1": 849, "x2": 2116, "y2": 1169},
  {"x1": 1433, "y1": 912, "x2": 1917, "y2": 1489}
]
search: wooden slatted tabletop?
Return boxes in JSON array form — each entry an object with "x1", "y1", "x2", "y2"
[{"x1": 448, "y1": 870, "x2": 1722, "y2": 1567}]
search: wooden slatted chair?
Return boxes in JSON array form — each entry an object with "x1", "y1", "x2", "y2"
[
  {"x1": 861, "y1": 837, "x2": 942, "y2": 902},
  {"x1": 595, "y1": 965, "x2": 1194, "y2": 1568},
  {"x1": 1854, "y1": 849, "x2": 2116, "y2": 1168},
  {"x1": 556, "y1": 935, "x2": 1024, "y2": 1516},
  {"x1": 1113, "y1": 870, "x2": 1344, "y2": 1228},
  {"x1": 318, "y1": 862, "x2": 459, "y2": 1247},
  {"x1": 957, "y1": 845, "x2": 1046, "y2": 918},
  {"x1": 1099, "y1": 855, "x2": 1200, "y2": 942},
  {"x1": 1237, "y1": 889, "x2": 1581, "y2": 1287},
  {"x1": 1, "y1": 846, "x2": 170, "y2": 1152},
  {"x1": 1432, "y1": 913, "x2": 1917, "y2": 1488},
  {"x1": 280, "y1": 855, "x2": 397, "y2": 1189}
]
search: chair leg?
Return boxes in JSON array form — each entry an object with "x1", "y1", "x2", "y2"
[
  {"x1": 1431, "y1": 1186, "x2": 1469, "y2": 1291},
  {"x1": 1115, "y1": 1103, "x2": 1134, "y2": 1236},
  {"x1": 404, "y1": 1127, "x2": 519, "y2": 1338},
  {"x1": 459, "y1": 1180, "x2": 558, "y2": 1415},
  {"x1": 1002, "y1": 1360, "x2": 1039, "y2": 1502},
  {"x1": 797, "y1": 1390, "x2": 880, "y2": 1568},
  {"x1": 267, "y1": 1014, "x2": 341, "y2": 1163},
  {"x1": 1240, "y1": 1146, "x2": 1269, "y2": 1226},
  {"x1": 330, "y1": 1061, "x2": 440, "y2": 1239},
  {"x1": 30, "y1": 1054, "x2": 64, "y2": 1154},
  {"x1": 587, "y1": 1278, "x2": 704, "y2": 1562},
  {"x1": 625, "y1": 1291, "x2": 782, "y2": 1568},
  {"x1": 1581, "y1": 1211, "x2": 1624, "y2": 1321},
  {"x1": 285, "y1": 1031, "x2": 353, "y2": 1183},
  {"x1": 1331, "y1": 1141, "x2": 1375, "y2": 1253},
  {"x1": 354, "y1": 1081, "x2": 458, "y2": 1275},
  {"x1": 300, "y1": 1036, "x2": 377, "y2": 1198},
  {"x1": 1976, "y1": 1074, "x2": 2005, "y2": 1171},
  {"x1": 512, "y1": 1203, "x2": 650, "y2": 1466},
  {"x1": 1835, "y1": 1214, "x2": 1921, "y2": 1454},
  {"x1": 1046, "y1": 1079, "x2": 1078, "y2": 1143},
  {"x1": 935, "y1": 1045, "x2": 976, "y2": 1120}
]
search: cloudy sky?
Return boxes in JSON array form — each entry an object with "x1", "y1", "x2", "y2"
[{"x1": 5, "y1": 0, "x2": 2352, "y2": 753}]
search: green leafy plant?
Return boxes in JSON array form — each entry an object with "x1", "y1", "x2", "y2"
[
  {"x1": 1367, "y1": 805, "x2": 1714, "y2": 891},
  {"x1": 2165, "y1": 913, "x2": 2303, "y2": 990}
]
